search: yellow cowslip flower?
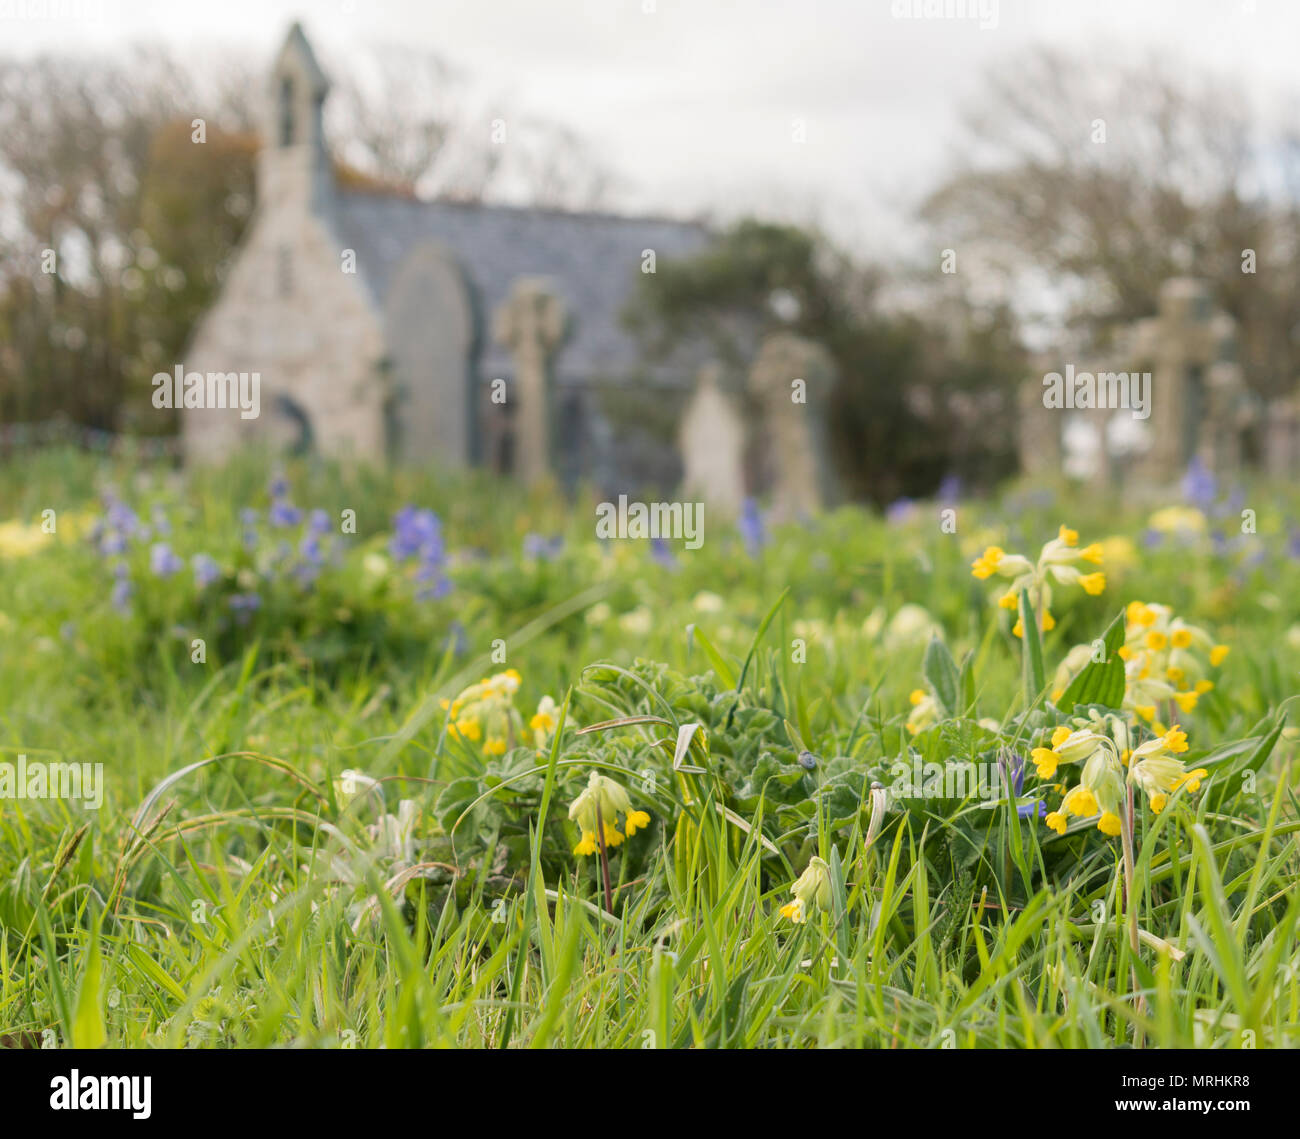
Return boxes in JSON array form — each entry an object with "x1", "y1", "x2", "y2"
[
  {"x1": 1031, "y1": 725, "x2": 1106, "y2": 779},
  {"x1": 1079, "y1": 572, "x2": 1106, "y2": 595},
  {"x1": 568, "y1": 771, "x2": 649, "y2": 855},
  {"x1": 452, "y1": 716, "x2": 482, "y2": 742},
  {"x1": 1045, "y1": 745, "x2": 1125, "y2": 837},
  {"x1": 906, "y1": 688, "x2": 939, "y2": 736},
  {"x1": 444, "y1": 669, "x2": 526, "y2": 755},
  {"x1": 971, "y1": 526, "x2": 1104, "y2": 637},
  {"x1": 530, "y1": 695, "x2": 560, "y2": 749},
  {"x1": 779, "y1": 856, "x2": 832, "y2": 924},
  {"x1": 1210, "y1": 644, "x2": 1230, "y2": 667},
  {"x1": 0, "y1": 519, "x2": 52, "y2": 560},
  {"x1": 1130, "y1": 724, "x2": 1189, "y2": 759},
  {"x1": 1129, "y1": 727, "x2": 1205, "y2": 812}
]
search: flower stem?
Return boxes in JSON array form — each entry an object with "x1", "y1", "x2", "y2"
[{"x1": 595, "y1": 801, "x2": 614, "y2": 916}]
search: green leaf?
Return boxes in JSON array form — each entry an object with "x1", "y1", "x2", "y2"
[
  {"x1": 923, "y1": 636, "x2": 961, "y2": 716},
  {"x1": 1057, "y1": 610, "x2": 1126, "y2": 712},
  {"x1": 71, "y1": 919, "x2": 107, "y2": 1049},
  {"x1": 1018, "y1": 590, "x2": 1046, "y2": 709},
  {"x1": 689, "y1": 624, "x2": 737, "y2": 689},
  {"x1": 1204, "y1": 715, "x2": 1286, "y2": 810}
]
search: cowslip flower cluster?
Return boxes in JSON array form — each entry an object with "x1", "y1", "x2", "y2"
[
  {"x1": 971, "y1": 525, "x2": 1106, "y2": 637},
  {"x1": 1128, "y1": 726, "x2": 1207, "y2": 814},
  {"x1": 1044, "y1": 743, "x2": 1127, "y2": 837},
  {"x1": 1039, "y1": 718, "x2": 1208, "y2": 836},
  {"x1": 1119, "y1": 601, "x2": 1229, "y2": 724},
  {"x1": 443, "y1": 669, "x2": 524, "y2": 755},
  {"x1": 568, "y1": 771, "x2": 651, "y2": 855},
  {"x1": 905, "y1": 687, "x2": 939, "y2": 736},
  {"x1": 779, "y1": 856, "x2": 831, "y2": 924},
  {"x1": 529, "y1": 695, "x2": 560, "y2": 751}
]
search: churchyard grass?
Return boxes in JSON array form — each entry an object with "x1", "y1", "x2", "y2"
[{"x1": 1, "y1": 448, "x2": 1298, "y2": 1048}]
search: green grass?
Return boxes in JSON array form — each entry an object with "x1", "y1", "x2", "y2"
[{"x1": 0, "y1": 449, "x2": 1297, "y2": 1048}]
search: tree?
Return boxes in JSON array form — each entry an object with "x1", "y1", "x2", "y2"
[
  {"x1": 626, "y1": 219, "x2": 1023, "y2": 504},
  {"x1": 921, "y1": 44, "x2": 1300, "y2": 402}
]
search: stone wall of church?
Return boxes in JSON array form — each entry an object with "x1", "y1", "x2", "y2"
[{"x1": 181, "y1": 145, "x2": 386, "y2": 463}]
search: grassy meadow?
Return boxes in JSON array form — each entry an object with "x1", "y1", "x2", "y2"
[{"x1": 1, "y1": 448, "x2": 1298, "y2": 1048}]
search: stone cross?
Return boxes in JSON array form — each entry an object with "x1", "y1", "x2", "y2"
[
  {"x1": 679, "y1": 363, "x2": 746, "y2": 521},
  {"x1": 748, "y1": 332, "x2": 837, "y2": 522},
  {"x1": 493, "y1": 277, "x2": 568, "y2": 485}
]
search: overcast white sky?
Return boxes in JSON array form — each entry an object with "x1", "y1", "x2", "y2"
[{"x1": 4, "y1": 0, "x2": 1298, "y2": 257}]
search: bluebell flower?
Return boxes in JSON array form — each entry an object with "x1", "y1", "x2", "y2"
[
  {"x1": 1288, "y1": 528, "x2": 1300, "y2": 561},
  {"x1": 151, "y1": 505, "x2": 171, "y2": 536},
  {"x1": 150, "y1": 542, "x2": 184, "y2": 577},
  {"x1": 298, "y1": 533, "x2": 325, "y2": 565},
  {"x1": 228, "y1": 592, "x2": 261, "y2": 624},
  {"x1": 414, "y1": 558, "x2": 451, "y2": 601},
  {"x1": 650, "y1": 536, "x2": 677, "y2": 569},
  {"x1": 739, "y1": 497, "x2": 766, "y2": 557},
  {"x1": 240, "y1": 507, "x2": 260, "y2": 550},
  {"x1": 390, "y1": 506, "x2": 443, "y2": 561},
  {"x1": 192, "y1": 554, "x2": 221, "y2": 589},
  {"x1": 1181, "y1": 457, "x2": 1216, "y2": 509},
  {"x1": 105, "y1": 496, "x2": 141, "y2": 538},
  {"x1": 308, "y1": 509, "x2": 332, "y2": 535},
  {"x1": 997, "y1": 749, "x2": 1046, "y2": 819},
  {"x1": 445, "y1": 621, "x2": 468, "y2": 656},
  {"x1": 269, "y1": 499, "x2": 302, "y2": 528},
  {"x1": 937, "y1": 474, "x2": 962, "y2": 503},
  {"x1": 110, "y1": 571, "x2": 133, "y2": 616},
  {"x1": 523, "y1": 532, "x2": 563, "y2": 560},
  {"x1": 886, "y1": 497, "x2": 917, "y2": 525}
]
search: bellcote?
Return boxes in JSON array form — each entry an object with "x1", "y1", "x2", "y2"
[{"x1": 259, "y1": 23, "x2": 333, "y2": 212}]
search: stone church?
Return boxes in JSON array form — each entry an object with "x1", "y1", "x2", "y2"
[{"x1": 183, "y1": 23, "x2": 711, "y2": 489}]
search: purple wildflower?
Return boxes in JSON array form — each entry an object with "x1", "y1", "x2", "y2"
[
  {"x1": 269, "y1": 499, "x2": 302, "y2": 528},
  {"x1": 739, "y1": 498, "x2": 766, "y2": 557},
  {"x1": 110, "y1": 565, "x2": 133, "y2": 616},
  {"x1": 1181, "y1": 457, "x2": 1216, "y2": 510},
  {"x1": 390, "y1": 506, "x2": 443, "y2": 561},
  {"x1": 150, "y1": 542, "x2": 184, "y2": 577},
  {"x1": 886, "y1": 497, "x2": 917, "y2": 525},
  {"x1": 523, "y1": 532, "x2": 563, "y2": 560},
  {"x1": 192, "y1": 554, "x2": 221, "y2": 589},
  {"x1": 650, "y1": 537, "x2": 677, "y2": 569},
  {"x1": 997, "y1": 750, "x2": 1046, "y2": 819},
  {"x1": 937, "y1": 474, "x2": 962, "y2": 503}
]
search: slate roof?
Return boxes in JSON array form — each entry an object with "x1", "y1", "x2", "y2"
[{"x1": 328, "y1": 191, "x2": 712, "y2": 383}]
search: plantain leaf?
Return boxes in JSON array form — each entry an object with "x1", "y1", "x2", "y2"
[
  {"x1": 1057, "y1": 610, "x2": 1127, "y2": 712},
  {"x1": 923, "y1": 636, "x2": 961, "y2": 717}
]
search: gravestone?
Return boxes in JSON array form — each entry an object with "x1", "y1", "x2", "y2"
[
  {"x1": 748, "y1": 332, "x2": 837, "y2": 522},
  {"x1": 493, "y1": 277, "x2": 569, "y2": 485},
  {"x1": 1265, "y1": 395, "x2": 1300, "y2": 479},
  {"x1": 678, "y1": 363, "x2": 746, "y2": 520}
]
